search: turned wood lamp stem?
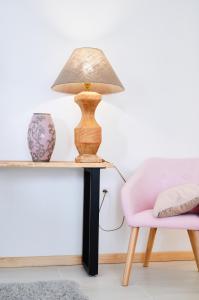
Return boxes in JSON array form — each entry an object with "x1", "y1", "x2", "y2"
[{"x1": 74, "y1": 85, "x2": 102, "y2": 163}]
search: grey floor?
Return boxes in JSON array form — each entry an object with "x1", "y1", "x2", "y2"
[{"x1": 0, "y1": 261, "x2": 198, "y2": 299}]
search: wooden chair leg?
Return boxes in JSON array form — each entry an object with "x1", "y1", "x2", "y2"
[
  {"x1": 187, "y1": 230, "x2": 199, "y2": 271},
  {"x1": 122, "y1": 227, "x2": 139, "y2": 286},
  {"x1": 143, "y1": 228, "x2": 157, "y2": 267}
]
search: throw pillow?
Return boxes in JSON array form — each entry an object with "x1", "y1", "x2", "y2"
[{"x1": 153, "y1": 183, "x2": 199, "y2": 218}]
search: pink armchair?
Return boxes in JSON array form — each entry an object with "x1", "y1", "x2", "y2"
[{"x1": 121, "y1": 158, "x2": 199, "y2": 286}]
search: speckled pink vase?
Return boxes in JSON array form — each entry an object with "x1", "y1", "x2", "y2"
[{"x1": 28, "y1": 113, "x2": 56, "y2": 162}]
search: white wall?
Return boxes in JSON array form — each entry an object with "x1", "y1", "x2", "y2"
[{"x1": 0, "y1": 0, "x2": 198, "y2": 257}]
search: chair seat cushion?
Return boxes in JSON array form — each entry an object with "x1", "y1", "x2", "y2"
[{"x1": 127, "y1": 209, "x2": 199, "y2": 230}]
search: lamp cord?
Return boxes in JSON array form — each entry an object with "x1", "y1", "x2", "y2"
[{"x1": 99, "y1": 162, "x2": 126, "y2": 232}]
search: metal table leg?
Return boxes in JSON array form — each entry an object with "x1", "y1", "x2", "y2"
[{"x1": 82, "y1": 168, "x2": 100, "y2": 276}]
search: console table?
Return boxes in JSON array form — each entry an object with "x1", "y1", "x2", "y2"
[{"x1": 0, "y1": 160, "x2": 113, "y2": 276}]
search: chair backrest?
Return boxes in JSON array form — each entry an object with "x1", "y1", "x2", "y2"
[{"x1": 121, "y1": 158, "x2": 199, "y2": 218}]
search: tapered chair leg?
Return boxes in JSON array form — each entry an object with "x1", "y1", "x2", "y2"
[
  {"x1": 122, "y1": 227, "x2": 139, "y2": 286},
  {"x1": 187, "y1": 230, "x2": 199, "y2": 271},
  {"x1": 143, "y1": 228, "x2": 157, "y2": 267}
]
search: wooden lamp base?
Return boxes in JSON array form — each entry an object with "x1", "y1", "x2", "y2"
[
  {"x1": 74, "y1": 91, "x2": 102, "y2": 163},
  {"x1": 75, "y1": 154, "x2": 102, "y2": 163}
]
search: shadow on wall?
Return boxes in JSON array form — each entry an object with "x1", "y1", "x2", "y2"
[{"x1": 52, "y1": 118, "x2": 72, "y2": 161}]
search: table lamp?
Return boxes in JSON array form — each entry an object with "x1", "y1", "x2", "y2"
[{"x1": 52, "y1": 47, "x2": 124, "y2": 163}]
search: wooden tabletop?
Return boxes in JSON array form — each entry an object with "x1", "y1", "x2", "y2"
[{"x1": 0, "y1": 161, "x2": 113, "y2": 169}]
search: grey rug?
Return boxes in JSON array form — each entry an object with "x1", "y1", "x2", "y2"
[{"x1": 0, "y1": 280, "x2": 89, "y2": 300}]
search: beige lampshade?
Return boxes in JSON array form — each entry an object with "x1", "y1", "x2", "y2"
[{"x1": 52, "y1": 47, "x2": 124, "y2": 94}]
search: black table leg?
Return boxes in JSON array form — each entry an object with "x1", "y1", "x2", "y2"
[{"x1": 82, "y1": 168, "x2": 100, "y2": 276}]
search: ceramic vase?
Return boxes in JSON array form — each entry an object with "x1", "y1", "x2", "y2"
[{"x1": 28, "y1": 113, "x2": 56, "y2": 162}]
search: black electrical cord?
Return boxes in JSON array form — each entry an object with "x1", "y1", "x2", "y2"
[{"x1": 99, "y1": 162, "x2": 126, "y2": 232}]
